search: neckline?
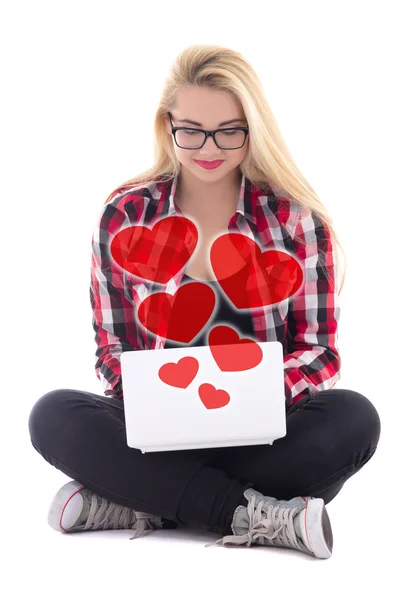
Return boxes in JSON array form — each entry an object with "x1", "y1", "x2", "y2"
[{"x1": 183, "y1": 273, "x2": 218, "y2": 283}]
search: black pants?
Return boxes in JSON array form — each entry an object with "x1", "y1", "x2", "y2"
[{"x1": 28, "y1": 387, "x2": 381, "y2": 536}]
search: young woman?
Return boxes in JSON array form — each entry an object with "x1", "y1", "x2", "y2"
[{"x1": 28, "y1": 44, "x2": 381, "y2": 559}]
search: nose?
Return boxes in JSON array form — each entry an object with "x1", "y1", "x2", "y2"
[{"x1": 200, "y1": 134, "x2": 222, "y2": 155}]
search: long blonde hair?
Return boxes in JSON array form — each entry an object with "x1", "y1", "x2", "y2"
[{"x1": 104, "y1": 43, "x2": 346, "y2": 293}]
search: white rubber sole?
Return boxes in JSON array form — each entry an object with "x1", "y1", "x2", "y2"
[
  {"x1": 301, "y1": 497, "x2": 333, "y2": 559},
  {"x1": 47, "y1": 480, "x2": 86, "y2": 532}
]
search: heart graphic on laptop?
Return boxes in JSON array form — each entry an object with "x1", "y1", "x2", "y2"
[
  {"x1": 198, "y1": 383, "x2": 230, "y2": 409},
  {"x1": 210, "y1": 234, "x2": 303, "y2": 308},
  {"x1": 110, "y1": 216, "x2": 198, "y2": 284},
  {"x1": 138, "y1": 282, "x2": 216, "y2": 342},
  {"x1": 208, "y1": 325, "x2": 263, "y2": 371},
  {"x1": 158, "y1": 357, "x2": 230, "y2": 410},
  {"x1": 158, "y1": 356, "x2": 199, "y2": 388}
]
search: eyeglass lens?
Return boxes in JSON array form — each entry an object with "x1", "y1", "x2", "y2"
[{"x1": 175, "y1": 128, "x2": 246, "y2": 149}]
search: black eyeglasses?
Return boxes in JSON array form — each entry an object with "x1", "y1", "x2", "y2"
[{"x1": 167, "y1": 112, "x2": 249, "y2": 150}]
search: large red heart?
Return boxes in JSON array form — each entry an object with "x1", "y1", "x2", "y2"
[
  {"x1": 138, "y1": 282, "x2": 215, "y2": 343},
  {"x1": 110, "y1": 216, "x2": 198, "y2": 284},
  {"x1": 208, "y1": 325, "x2": 263, "y2": 371},
  {"x1": 158, "y1": 357, "x2": 199, "y2": 388},
  {"x1": 198, "y1": 383, "x2": 230, "y2": 409},
  {"x1": 210, "y1": 234, "x2": 303, "y2": 308}
]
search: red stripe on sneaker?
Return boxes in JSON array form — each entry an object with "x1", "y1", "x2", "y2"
[{"x1": 60, "y1": 487, "x2": 85, "y2": 532}]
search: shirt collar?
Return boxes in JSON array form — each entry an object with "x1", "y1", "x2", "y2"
[{"x1": 165, "y1": 170, "x2": 257, "y2": 225}]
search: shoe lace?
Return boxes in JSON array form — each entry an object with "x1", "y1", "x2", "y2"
[
  {"x1": 83, "y1": 495, "x2": 161, "y2": 540},
  {"x1": 205, "y1": 494, "x2": 307, "y2": 551},
  {"x1": 129, "y1": 512, "x2": 160, "y2": 541}
]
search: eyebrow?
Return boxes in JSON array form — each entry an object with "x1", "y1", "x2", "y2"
[{"x1": 175, "y1": 117, "x2": 247, "y2": 127}]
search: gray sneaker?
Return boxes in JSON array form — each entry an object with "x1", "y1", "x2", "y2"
[
  {"x1": 47, "y1": 480, "x2": 163, "y2": 540},
  {"x1": 205, "y1": 487, "x2": 333, "y2": 559}
]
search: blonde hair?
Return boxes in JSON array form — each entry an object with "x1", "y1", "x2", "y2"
[{"x1": 104, "y1": 44, "x2": 346, "y2": 293}]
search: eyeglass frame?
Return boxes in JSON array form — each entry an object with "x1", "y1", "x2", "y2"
[{"x1": 167, "y1": 112, "x2": 249, "y2": 150}]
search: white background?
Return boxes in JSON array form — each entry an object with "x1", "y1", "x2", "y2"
[{"x1": 2, "y1": 1, "x2": 398, "y2": 598}]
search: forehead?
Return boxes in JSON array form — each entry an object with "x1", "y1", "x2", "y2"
[{"x1": 172, "y1": 85, "x2": 245, "y2": 126}]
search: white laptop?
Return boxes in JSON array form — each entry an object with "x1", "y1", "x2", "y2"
[{"x1": 121, "y1": 341, "x2": 287, "y2": 453}]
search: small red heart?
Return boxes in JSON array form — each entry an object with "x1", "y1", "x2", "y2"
[
  {"x1": 158, "y1": 357, "x2": 199, "y2": 388},
  {"x1": 110, "y1": 216, "x2": 198, "y2": 284},
  {"x1": 210, "y1": 234, "x2": 303, "y2": 308},
  {"x1": 198, "y1": 383, "x2": 230, "y2": 410},
  {"x1": 138, "y1": 282, "x2": 215, "y2": 343},
  {"x1": 208, "y1": 325, "x2": 263, "y2": 372},
  {"x1": 199, "y1": 383, "x2": 231, "y2": 409}
]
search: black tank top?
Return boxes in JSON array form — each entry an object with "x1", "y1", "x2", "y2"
[{"x1": 164, "y1": 273, "x2": 255, "y2": 348}]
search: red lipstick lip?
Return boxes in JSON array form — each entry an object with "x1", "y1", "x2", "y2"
[
  {"x1": 194, "y1": 159, "x2": 225, "y2": 170},
  {"x1": 195, "y1": 160, "x2": 224, "y2": 164}
]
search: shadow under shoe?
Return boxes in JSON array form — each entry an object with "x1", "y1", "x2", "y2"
[
  {"x1": 205, "y1": 487, "x2": 333, "y2": 559},
  {"x1": 47, "y1": 480, "x2": 163, "y2": 540}
]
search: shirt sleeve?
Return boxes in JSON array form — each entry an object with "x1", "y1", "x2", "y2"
[
  {"x1": 283, "y1": 206, "x2": 342, "y2": 409},
  {"x1": 90, "y1": 202, "x2": 143, "y2": 400}
]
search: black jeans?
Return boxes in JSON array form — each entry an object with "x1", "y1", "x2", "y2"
[{"x1": 28, "y1": 387, "x2": 381, "y2": 535}]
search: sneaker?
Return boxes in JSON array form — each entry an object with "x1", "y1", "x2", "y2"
[
  {"x1": 205, "y1": 487, "x2": 333, "y2": 559},
  {"x1": 47, "y1": 480, "x2": 163, "y2": 540}
]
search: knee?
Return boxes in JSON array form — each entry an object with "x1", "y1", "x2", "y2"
[
  {"x1": 327, "y1": 388, "x2": 381, "y2": 451},
  {"x1": 28, "y1": 388, "x2": 72, "y2": 448}
]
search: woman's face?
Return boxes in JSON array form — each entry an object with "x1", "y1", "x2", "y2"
[{"x1": 166, "y1": 86, "x2": 249, "y2": 183}]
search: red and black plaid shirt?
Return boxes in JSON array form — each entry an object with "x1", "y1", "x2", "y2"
[{"x1": 90, "y1": 172, "x2": 342, "y2": 410}]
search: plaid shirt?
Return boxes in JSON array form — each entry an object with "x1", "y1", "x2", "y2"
[{"x1": 90, "y1": 172, "x2": 342, "y2": 410}]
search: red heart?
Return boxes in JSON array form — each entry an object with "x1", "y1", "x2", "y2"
[
  {"x1": 208, "y1": 325, "x2": 263, "y2": 371},
  {"x1": 110, "y1": 216, "x2": 198, "y2": 284},
  {"x1": 138, "y1": 282, "x2": 215, "y2": 343},
  {"x1": 198, "y1": 383, "x2": 230, "y2": 409},
  {"x1": 158, "y1": 357, "x2": 199, "y2": 388},
  {"x1": 210, "y1": 234, "x2": 303, "y2": 308}
]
